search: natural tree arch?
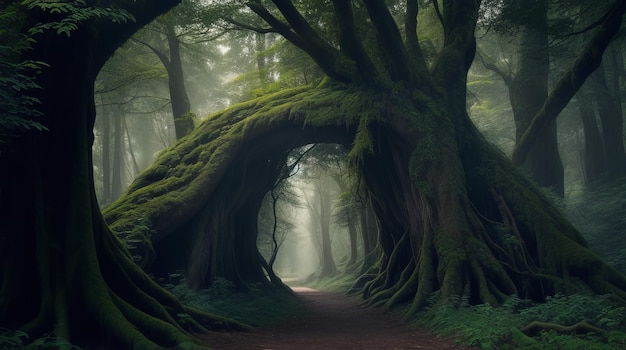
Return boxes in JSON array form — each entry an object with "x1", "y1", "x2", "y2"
[{"x1": 106, "y1": 82, "x2": 626, "y2": 318}]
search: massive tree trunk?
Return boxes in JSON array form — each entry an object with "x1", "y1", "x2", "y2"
[
  {"x1": 104, "y1": 1, "x2": 626, "y2": 321},
  {"x1": 0, "y1": 2, "x2": 245, "y2": 348}
]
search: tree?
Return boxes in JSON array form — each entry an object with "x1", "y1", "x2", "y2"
[
  {"x1": 478, "y1": 0, "x2": 564, "y2": 196},
  {"x1": 0, "y1": 1, "x2": 245, "y2": 348},
  {"x1": 104, "y1": 0, "x2": 626, "y2": 324}
]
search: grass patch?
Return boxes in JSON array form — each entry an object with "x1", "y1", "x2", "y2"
[
  {"x1": 414, "y1": 291, "x2": 626, "y2": 349},
  {"x1": 167, "y1": 278, "x2": 303, "y2": 327},
  {"x1": 304, "y1": 273, "x2": 358, "y2": 293}
]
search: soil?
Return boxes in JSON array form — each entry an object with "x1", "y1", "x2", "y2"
[{"x1": 200, "y1": 286, "x2": 470, "y2": 349}]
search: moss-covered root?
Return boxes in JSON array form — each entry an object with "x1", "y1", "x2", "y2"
[
  {"x1": 520, "y1": 321, "x2": 605, "y2": 337},
  {"x1": 92, "y1": 224, "x2": 251, "y2": 349}
]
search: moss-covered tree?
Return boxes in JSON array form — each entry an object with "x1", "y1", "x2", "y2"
[
  {"x1": 0, "y1": 1, "x2": 246, "y2": 349},
  {"x1": 104, "y1": 0, "x2": 626, "y2": 322}
]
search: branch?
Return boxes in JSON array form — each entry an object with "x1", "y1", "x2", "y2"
[
  {"x1": 130, "y1": 37, "x2": 171, "y2": 71},
  {"x1": 432, "y1": 0, "x2": 445, "y2": 31},
  {"x1": 405, "y1": 0, "x2": 430, "y2": 78},
  {"x1": 512, "y1": 0, "x2": 626, "y2": 166},
  {"x1": 362, "y1": 0, "x2": 413, "y2": 83},
  {"x1": 246, "y1": 1, "x2": 306, "y2": 49},
  {"x1": 247, "y1": 0, "x2": 350, "y2": 83},
  {"x1": 476, "y1": 47, "x2": 512, "y2": 86},
  {"x1": 332, "y1": 0, "x2": 378, "y2": 80},
  {"x1": 224, "y1": 17, "x2": 277, "y2": 34}
]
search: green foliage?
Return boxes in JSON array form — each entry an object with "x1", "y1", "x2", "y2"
[
  {"x1": 1, "y1": 0, "x2": 136, "y2": 150},
  {"x1": 418, "y1": 292, "x2": 626, "y2": 349},
  {"x1": 0, "y1": 3, "x2": 48, "y2": 148},
  {"x1": 566, "y1": 178, "x2": 626, "y2": 275},
  {"x1": 23, "y1": 0, "x2": 135, "y2": 37},
  {"x1": 167, "y1": 278, "x2": 302, "y2": 326},
  {"x1": 0, "y1": 328, "x2": 81, "y2": 350}
]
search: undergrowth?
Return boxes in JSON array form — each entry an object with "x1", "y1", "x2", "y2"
[
  {"x1": 414, "y1": 291, "x2": 626, "y2": 349},
  {"x1": 166, "y1": 277, "x2": 303, "y2": 326},
  {"x1": 0, "y1": 328, "x2": 80, "y2": 350}
]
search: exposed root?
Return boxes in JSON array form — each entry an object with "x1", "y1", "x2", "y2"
[{"x1": 520, "y1": 321, "x2": 605, "y2": 337}]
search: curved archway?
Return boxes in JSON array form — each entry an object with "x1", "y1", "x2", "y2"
[{"x1": 104, "y1": 86, "x2": 361, "y2": 289}]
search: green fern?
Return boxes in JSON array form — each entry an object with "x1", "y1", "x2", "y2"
[{"x1": 23, "y1": 0, "x2": 136, "y2": 37}]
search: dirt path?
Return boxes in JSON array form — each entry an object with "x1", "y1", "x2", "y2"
[{"x1": 201, "y1": 287, "x2": 468, "y2": 349}]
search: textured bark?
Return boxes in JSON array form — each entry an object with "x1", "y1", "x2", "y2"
[{"x1": 0, "y1": 1, "x2": 247, "y2": 348}]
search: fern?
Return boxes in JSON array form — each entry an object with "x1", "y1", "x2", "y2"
[
  {"x1": 419, "y1": 291, "x2": 626, "y2": 349},
  {"x1": 23, "y1": 0, "x2": 136, "y2": 37}
]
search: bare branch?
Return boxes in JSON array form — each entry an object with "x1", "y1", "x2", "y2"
[
  {"x1": 476, "y1": 47, "x2": 512, "y2": 86},
  {"x1": 247, "y1": 0, "x2": 350, "y2": 83}
]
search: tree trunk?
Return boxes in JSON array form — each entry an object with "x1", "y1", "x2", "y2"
[
  {"x1": 0, "y1": 2, "x2": 246, "y2": 348},
  {"x1": 111, "y1": 112, "x2": 125, "y2": 200},
  {"x1": 166, "y1": 28, "x2": 195, "y2": 140},
  {"x1": 317, "y1": 181, "x2": 337, "y2": 277},
  {"x1": 591, "y1": 60, "x2": 626, "y2": 178},
  {"x1": 101, "y1": 111, "x2": 112, "y2": 204},
  {"x1": 577, "y1": 87, "x2": 606, "y2": 186},
  {"x1": 508, "y1": 6, "x2": 564, "y2": 197},
  {"x1": 346, "y1": 211, "x2": 359, "y2": 267}
]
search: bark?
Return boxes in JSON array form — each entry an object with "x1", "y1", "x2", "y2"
[
  {"x1": 316, "y1": 181, "x2": 337, "y2": 277},
  {"x1": 137, "y1": 22, "x2": 195, "y2": 140},
  {"x1": 346, "y1": 212, "x2": 359, "y2": 267},
  {"x1": 111, "y1": 112, "x2": 124, "y2": 200},
  {"x1": 577, "y1": 86, "x2": 606, "y2": 185},
  {"x1": 166, "y1": 28, "x2": 195, "y2": 140},
  {"x1": 0, "y1": 1, "x2": 247, "y2": 348},
  {"x1": 101, "y1": 110, "x2": 112, "y2": 204}
]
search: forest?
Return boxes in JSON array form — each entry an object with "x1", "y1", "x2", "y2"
[{"x1": 1, "y1": 0, "x2": 626, "y2": 349}]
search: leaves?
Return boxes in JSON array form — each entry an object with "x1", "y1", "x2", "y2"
[{"x1": 24, "y1": 0, "x2": 136, "y2": 38}]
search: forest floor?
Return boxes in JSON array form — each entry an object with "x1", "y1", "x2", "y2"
[{"x1": 200, "y1": 286, "x2": 470, "y2": 349}]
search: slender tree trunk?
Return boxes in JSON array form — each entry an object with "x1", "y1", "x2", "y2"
[
  {"x1": 317, "y1": 181, "x2": 337, "y2": 277},
  {"x1": 591, "y1": 59, "x2": 626, "y2": 178},
  {"x1": 577, "y1": 86, "x2": 606, "y2": 186},
  {"x1": 166, "y1": 27, "x2": 195, "y2": 140},
  {"x1": 101, "y1": 111, "x2": 111, "y2": 204},
  {"x1": 111, "y1": 112, "x2": 124, "y2": 200}
]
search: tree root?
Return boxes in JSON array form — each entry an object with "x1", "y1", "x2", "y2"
[{"x1": 520, "y1": 321, "x2": 605, "y2": 337}]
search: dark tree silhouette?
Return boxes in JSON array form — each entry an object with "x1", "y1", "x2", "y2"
[{"x1": 0, "y1": 1, "x2": 245, "y2": 349}]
